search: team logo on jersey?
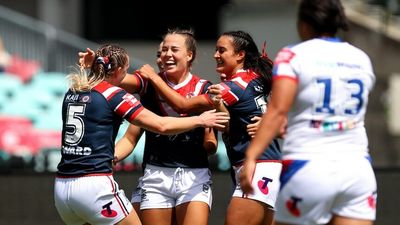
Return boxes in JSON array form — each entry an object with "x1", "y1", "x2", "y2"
[
  {"x1": 257, "y1": 177, "x2": 273, "y2": 195},
  {"x1": 274, "y1": 48, "x2": 295, "y2": 64},
  {"x1": 368, "y1": 191, "x2": 377, "y2": 209},
  {"x1": 286, "y1": 196, "x2": 302, "y2": 217},
  {"x1": 80, "y1": 95, "x2": 91, "y2": 103},
  {"x1": 101, "y1": 201, "x2": 117, "y2": 218},
  {"x1": 253, "y1": 85, "x2": 263, "y2": 93},
  {"x1": 122, "y1": 93, "x2": 139, "y2": 107},
  {"x1": 203, "y1": 184, "x2": 210, "y2": 194}
]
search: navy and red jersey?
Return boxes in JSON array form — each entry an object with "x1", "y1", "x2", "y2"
[
  {"x1": 216, "y1": 69, "x2": 281, "y2": 166},
  {"x1": 57, "y1": 81, "x2": 144, "y2": 176},
  {"x1": 133, "y1": 72, "x2": 213, "y2": 168}
]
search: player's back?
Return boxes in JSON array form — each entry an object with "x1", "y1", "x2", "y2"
[
  {"x1": 57, "y1": 81, "x2": 143, "y2": 175},
  {"x1": 275, "y1": 38, "x2": 375, "y2": 158}
]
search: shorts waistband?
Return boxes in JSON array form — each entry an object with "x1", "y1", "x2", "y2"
[{"x1": 56, "y1": 172, "x2": 113, "y2": 178}]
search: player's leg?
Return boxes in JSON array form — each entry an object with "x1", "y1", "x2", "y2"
[
  {"x1": 225, "y1": 197, "x2": 273, "y2": 225},
  {"x1": 175, "y1": 201, "x2": 209, "y2": 225},
  {"x1": 141, "y1": 208, "x2": 175, "y2": 225},
  {"x1": 328, "y1": 215, "x2": 373, "y2": 225},
  {"x1": 132, "y1": 203, "x2": 140, "y2": 216},
  {"x1": 116, "y1": 209, "x2": 142, "y2": 225}
]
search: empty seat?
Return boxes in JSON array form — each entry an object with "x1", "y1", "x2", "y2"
[
  {"x1": 30, "y1": 72, "x2": 68, "y2": 97},
  {"x1": 0, "y1": 73, "x2": 23, "y2": 100},
  {"x1": 0, "y1": 116, "x2": 40, "y2": 156}
]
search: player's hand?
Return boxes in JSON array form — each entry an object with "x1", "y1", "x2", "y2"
[
  {"x1": 207, "y1": 84, "x2": 223, "y2": 107},
  {"x1": 219, "y1": 73, "x2": 227, "y2": 82},
  {"x1": 138, "y1": 64, "x2": 158, "y2": 80},
  {"x1": 198, "y1": 109, "x2": 229, "y2": 129},
  {"x1": 78, "y1": 48, "x2": 95, "y2": 69},
  {"x1": 277, "y1": 117, "x2": 288, "y2": 138},
  {"x1": 240, "y1": 158, "x2": 256, "y2": 194},
  {"x1": 247, "y1": 116, "x2": 262, "y2": 138}
]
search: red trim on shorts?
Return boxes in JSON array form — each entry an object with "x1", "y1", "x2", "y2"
[{"x1": 106, "y1": 176, "x2": 129, "y2": 217}]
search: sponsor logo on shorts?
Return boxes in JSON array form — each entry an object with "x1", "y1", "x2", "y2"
[
  {"x1": 141, "y1": 189, "x2": 148, "y2": 202},
  {"x1": 101, "y1": 201, "x2": 117, "y2": 218},
  {"x1": 132, "y1": 186, "x2": 141, "y2": 196},
  {"x1": 257, "y1": 177, "x2": 273, "y2": 195},
  {"x1": 286, "y1": 196, "x2": 302, "y2": 217}
]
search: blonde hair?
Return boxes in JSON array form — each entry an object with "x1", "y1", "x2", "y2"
[{"x1": 68, "y1": 44, "x2": 128, "y2": 92}]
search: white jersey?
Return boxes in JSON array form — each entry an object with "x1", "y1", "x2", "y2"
[{"x1": 273, "y1": 37, "x2": 375, "y2": 159}]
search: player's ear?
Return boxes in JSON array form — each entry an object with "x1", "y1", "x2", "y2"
[
  {"x1": 186, "y1": 50, "x2": 193, "y2": 63},
  {"x1": 237, "y1": 50, "x2": 245, "y2": 62}
]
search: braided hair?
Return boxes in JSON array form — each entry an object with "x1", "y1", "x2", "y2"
[{"x1": 68, "y1": 44, "x2": 128, "y2": 92}]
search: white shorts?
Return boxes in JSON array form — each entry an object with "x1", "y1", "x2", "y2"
[
  {"x1": 275, "y1": 157, "x2": 377, "y2": 225},
  {"x1": 137, "y1": 165, "x2": 213, "y2": 210},
  {"x1": 131, "y1": 175, "x2": 143, "y2": 204},
  {"x1": 54, "y1": 174, "x2": 133, "y2": 225},
  {"x1": 232, "y1": 161, "x2": 282, "y2": 209}
]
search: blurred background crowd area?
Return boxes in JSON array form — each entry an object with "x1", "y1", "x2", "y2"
[{"x1": 0, "y1": 0, "x2": 400, "y2": 174}]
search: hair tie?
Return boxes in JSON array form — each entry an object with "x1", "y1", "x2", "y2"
[
  {"x1": 261, "y1": 40, "x2": 268, "y2": 59},
  {"x1": 96, "y1": 56, "x2": 111, "y2": 71}
]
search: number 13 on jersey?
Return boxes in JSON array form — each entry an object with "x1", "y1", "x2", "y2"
[{"x1": 314, "y1": 77, "x2": 365, "y2": 116}]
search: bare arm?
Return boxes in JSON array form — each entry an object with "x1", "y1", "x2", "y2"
[
  {"x1": 139, "y1": 64, "x2": 214, "y2": 114},
  {"x1": 114, "y1": 125, "x2": 143, "y2": 163},
  {"x1": 240, "y1": 78, "x2": 297, "y2": 194},
  {"x1": 120, "y1": 73, "x2": 142, "y2": 94},
  {"x1": 203, "y1": 128, "x2": 218, "y2": 155},
  {"x1": 130, "y1": 108, "x2": 229, "y2": 135}
]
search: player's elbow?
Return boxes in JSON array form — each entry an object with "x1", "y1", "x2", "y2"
[{"x1": 153, "y1": 124, "x2": 169, "y2": 135}]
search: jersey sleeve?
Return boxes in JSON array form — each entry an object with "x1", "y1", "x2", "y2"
[
  {"x1": 110, "y1": 90, "x2": 144, "y2": 122},
  {"x1": 218, "y1": 82, "x2": 240, "y2": 106},
  {"x1": 199, "y1": 79, "x2": 214, "y2": 106},
  {"x1": 132, "y1": 71, "x2": 147, "y2": 95},
  {"x1": 93, "y1": 81, "x2": 145, "y2": 122},
  {"x1": 273, "y1": 47, "x2": 298, "y2": 82}
]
